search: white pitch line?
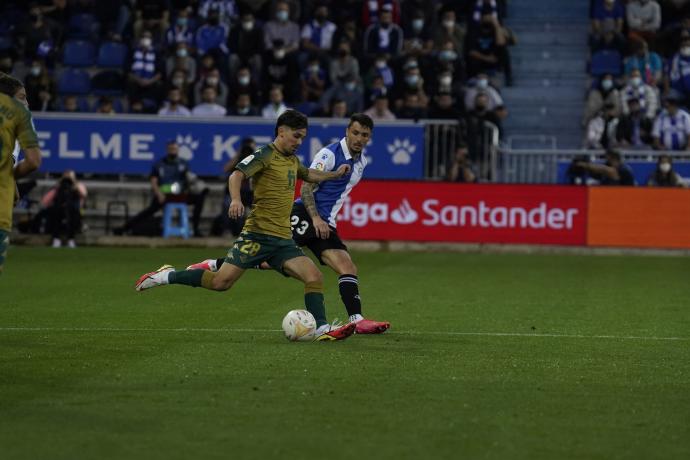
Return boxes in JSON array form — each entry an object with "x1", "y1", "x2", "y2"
[{"x1": 0, "y1": 327, "x2": 688, "y2": 342}]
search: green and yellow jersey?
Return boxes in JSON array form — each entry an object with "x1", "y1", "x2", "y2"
[
  {"x1": 236, "y1": 143, "x2": 309, "y2": 239},
  {"x1": 0, "y1": 93, "x2": 39, "y2": 232}
]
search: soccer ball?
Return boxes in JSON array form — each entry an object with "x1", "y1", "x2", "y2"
[{"x1": 282, "y1": 309, "x2": 317, "y2": 342}]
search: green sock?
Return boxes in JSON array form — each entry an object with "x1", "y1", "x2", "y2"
[
  {"x1": 168, "y1": 269, "x2": 205, "y2": 287},
  {"x1": 305, "y1": 292, "x2": 327, "y2": 327}
]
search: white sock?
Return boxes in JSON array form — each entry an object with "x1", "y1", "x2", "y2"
[
  {"x1": 208, "y1": 259, "x2": 217, "y2": 271},
  {"x1": 315, "y1": 324, "x2": 330, "y2": 335},
  {"x1": 349, "y1": 314, "x2": 364, "y2": 323}
]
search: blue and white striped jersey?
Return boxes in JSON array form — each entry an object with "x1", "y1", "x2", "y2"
[
  {"x1": 652, "y1": 109, "x2": 690, "y2": 150},
  {"x1": 296, "y1": 138, "x2": 367, "y2": 227}
]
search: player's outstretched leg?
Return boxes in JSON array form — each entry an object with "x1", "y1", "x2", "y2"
[
  {"x1": 321, "y1": 249, "x2": 390, "y2": 334},
  {"x1": 282, "y1": 256, "x2": 355, "y2": 342},
  {"x1": 135, "y1": 262, "x2": 244, "y2": 291}
]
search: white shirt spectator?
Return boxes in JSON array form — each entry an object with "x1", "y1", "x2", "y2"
[
  {"x1": 626, "y1": 0, "x2": 661, "y2": 32},
  {"x1": 652, "y1": 108, "x2": 690, "y2": 150},
  {"x1": 261, "y1": 102, "x2": 288, "y2": 119},
  {"x1": 192, "y1": 103, "x2": 227, "y2": 117},
  {"x1": 158, "y1": 104, "x2": 191, "y2": 116},
  {"x1": 301, "y1": 19, "x2": 337, "y2": 50}
]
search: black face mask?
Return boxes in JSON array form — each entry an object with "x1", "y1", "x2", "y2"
[{"x1": 209, "y1": 16, "x2": 220, "y2": 26}]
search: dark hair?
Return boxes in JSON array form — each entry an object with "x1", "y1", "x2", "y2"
[
  {"x1": 0, "y1": 72, "x2": 24, "y2": 98},
  {"x1": 275, "y1": 109, "x2": 308, "y2": 136},
  {"x1": 605, "y1": 149, "x2": 622, "y2": 162},
  {"x1": 348, "y1": 113, "x2": 374, "y2": 131}
]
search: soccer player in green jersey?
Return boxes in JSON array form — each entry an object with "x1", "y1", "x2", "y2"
[
  {"x1": 135, "y1": 110, "x2": 356, "y2": 341},
  {"x1": 0, "y1": 72, "x2": 42, "y2": 275}
]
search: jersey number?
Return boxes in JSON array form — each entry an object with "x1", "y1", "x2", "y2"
[
  {"x1": 238, "y1": 241, "x2": 261, "y2": 256},
  {"x1": 290, "y1": 215, "x2": 309, "y2": 235}
]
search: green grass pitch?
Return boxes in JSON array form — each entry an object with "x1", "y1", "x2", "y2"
[{"x1": 1, "y1": 246, "x2": 689, "y2": 459}]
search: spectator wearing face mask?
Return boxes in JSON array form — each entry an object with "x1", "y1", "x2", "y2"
[
  {"x1": 586, "y1": 102, "x2": 621, "y2": 149},
  {"x1": 330, "y1": 42, "x2": 360, "y2": 87},
  {"x1": 432, "y1": 68, "x2": 462, "y2": 99},
  {"x1": 652, "y1": 91, "x2": 690, "y2": 150},
  {"x1": 668, "y1": 37, "x2": 690, "y2": 105},
  {"x1": 647, "y1": 155, "x2": 685, "y2": 187},
  {"x1": 166, "y1": 43, "x2": 196, "y2": 81},
  {"x1": 301, "y1": 57, "x2": 327, "y2": 103},
  {"x1": 620, "y1": 69, "x2": 658, "y2": 119},
  {"x1": 464, "y1": 74, "x2": 504, "y2": 113},
  {"x1": 616, "y1": 97, "x2": 654, "y2": 148},
  {"x1": 264, "y1": 1, "x2": 300, "y2": 54},
  {"x1": 228, "y1": 92, "x2": 258, "y2": 116},
  {"x1": 24, "y1": 59, "x2": 55, "y2": 111},
  {"x1": 165, "y1": 8, "x2": 194, "y2": 51},
  {"x1": 127, "y1": 31, "x2": 163, "y2": 103},
  {"x1": 623, "y1": 38, "x2": 662, "y2": 86},
  {"x1": 626, "y1": 0, "x2": 661, "y2": 43},
  {"x1": 319, "y1": 73, "x2": 364, "y2": 115},
  {"x1": 228, "y1": 12, "x2": 264, "y2": 77},
  {"x1": 263, "y1": 39, "x2": 299, "y2": 102},
  {"x1": 363, "y1": 54, "x2": 394, "y2": 90},
  {"x1": 434, "y1": 8, "x2": 466, "y2": 59},
  {"x1": 583, "y1": 73, "x2": 621, "y2": 126},
  {"x1": 392, "y1": 60, "x2": 428, "y2": 111},
  {"x1": 193, "y1": 68, "x2": 227, "y2": 106},
  {"x1": 363, "y1": 4, "x2": 404, "y2": 60},
  {"x1": 403, "y1": 9, "x2": 434, "y2": 58}
]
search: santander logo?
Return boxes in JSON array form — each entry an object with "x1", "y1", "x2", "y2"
[{"x1": 338, "y1": 197, "x2": 579, "y2": 230}]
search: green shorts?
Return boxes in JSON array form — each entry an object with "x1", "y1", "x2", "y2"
[
  {"x1": 225, "y1": 231, "x2": 305, "y2": 275},
  {"x1": 0, "y1": 229, "x2": 9, "y2": 276}
]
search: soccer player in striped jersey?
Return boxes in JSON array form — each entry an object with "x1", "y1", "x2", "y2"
[
  {"x1": 187, "y1": 113, "x2": 390, "y2": 334},
  {"x1": 135, "y1": 110, "x2": 356, "y2": 341},
  {"x1": 0, "y1": 72, "x2": 42, "y2": 275}
]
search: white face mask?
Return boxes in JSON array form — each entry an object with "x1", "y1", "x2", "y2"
[
  {"x1": 443, "y1": 20, "x2": 455, "y2": 29},
  {"x1": 630, "y1": 76, "x2": 642, "y2": 87},
  {"x1": 276, "y1": 10, "x2": 289, "y2": 21},
  {"x1": 140, "y1": 37, "x2": 152, "y2": 48},
  {"x1": 172, "y1": 77, "x2": 184, "y2": 87},
  {"x1": 30, "y1": 65, "x2": 41, "y2": 76},
  {"x1": 681, "y1": 46, "x2": 690, "y2": 57},
  {"x1": 238, "y1": 75, "x2": 250, "y2": 85},
  {"x1": 440, "y1": 75, "x2": 452, "y2": 86},
  {"x1": 345, "y1": 82, "x2": 356, "y2": 91},
  {"x1": 176, "y1": 48, "x2": 187, "y2": 58},
  {"x1": 375, "y1": 60, "x2": 386, "y2": 69},
  {"x1": 242, "y1": 21, "x2": 254, "y2": 31},
  {"x1": 206, "y1": 77, "x2": 219, "y2": 86},
  {"x1": 412, "y1": 19, "x2": 424, "y2": 31},
  {"x1": 659, "y1": 162, "x2": 671, "y2": 173},
  {"x1": 477, "y1": 78, "x2": 489, "y2": 89},
  {"x1": 601, "y1": 79, "x2": 613, "y2": 90},
  {"x1": 238, "y1": 106, "x2": 250, "y2": 115},
  {"x1": 274, "y1": 49, "x2": 285, "y2": 60}
]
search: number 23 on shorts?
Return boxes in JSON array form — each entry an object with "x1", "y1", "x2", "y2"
[{"x1": 290, "y1": 215, "x2": 309, "y2": 236}]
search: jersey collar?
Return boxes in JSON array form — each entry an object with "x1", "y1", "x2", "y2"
[{"x1": 340, "y1": 137, "x2": 353, "y2": 160}]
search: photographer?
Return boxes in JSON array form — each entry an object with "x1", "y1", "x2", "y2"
[
  {"x1": 42, "y1": 170, "x2": 87, "y2": 248},
  {"x1": 572, "y1": 149, "x2": 636, "y2": 186}
]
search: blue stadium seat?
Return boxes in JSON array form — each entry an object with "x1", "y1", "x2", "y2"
[
  {"x1": 590, "y1": 50, "x2": 622, "y2": 77},
  {"x1": 67, "y1": 13, "x2": 100, "y2": 40},
  {"x1": 96, "y1": 41, "x2": 128, "y2": 68},
  {"x1": 58, "y1": 69, "x2": 91, "y2": 94},
  {"x1": 63, "y1": 40, "x2": 96, "y2": 67},
  {"x1": 91, "y1": 70, "x2": 125, "y2": 96}
]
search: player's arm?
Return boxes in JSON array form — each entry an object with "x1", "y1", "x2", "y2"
[
  {"x1": 302, "y1": 164, "x2": 350, "y2": 183},
  {"x1": 301, "y1": 182, "x2": 330, "y2": 239},
  {"x1": 13, "y1": 146, "x2": 41, "y2": 179},
  {"x1": 228, "y1": 169, "x2": 246, "y2": 219},
  {"x1": 13, "y1": 104, "x2": 42, "y2": 178},
  {"x1": 575, "y1": 161, "x2": 620, "y2": 181}
]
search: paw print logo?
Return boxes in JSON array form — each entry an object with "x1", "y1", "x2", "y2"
[
  {"x1": 175, "y1": 134, "x2": 199, "y2": 160},
  {"x1": 387, "y1": 138, "x2": 416, "y2": 165}
]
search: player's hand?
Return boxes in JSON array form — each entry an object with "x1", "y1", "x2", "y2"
[
  {"x1": 334, "y1": 164, "x2": 351, "y2": 178},
  {"x1": 312, "y1": 216, "x2": 330, "y2": 239},
  {"x1": 229, "y1": 199, "x2": 244, "y2": 219}
]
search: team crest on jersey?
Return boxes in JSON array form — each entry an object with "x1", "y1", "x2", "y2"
[{"x1": 314, "y1": 162, "x2": 325, "y2": 171}]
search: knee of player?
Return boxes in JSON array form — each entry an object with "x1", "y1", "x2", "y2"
[{"x1": 304, "y1": 269, "x2": 323, "y2": 287}]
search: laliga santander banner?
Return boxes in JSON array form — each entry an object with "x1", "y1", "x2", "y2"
[{"x1": 335, "y1": 181, "x2": 588, "y2": 245}]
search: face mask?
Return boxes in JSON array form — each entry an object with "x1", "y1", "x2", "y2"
[
  {"x1": 206, "y1": 77, "x2": 219, "y2": 86},
  {"x1": 601, "y1": 79, "x2": 613, "y2": 90},
  {"x1": 477, "y1": 78, "x2": 489, "y2": 89},
  {"x1": 412, "y1": 19, "x2": 424, "y2": 31},
  {"x1": 439, "y1": 50, "x2": 457, "y2": 61},
  {"x1": 443, "y1": 20, "x2": 455, "y2": 29},
  {"x1": 405, "y1": 75, "x2": 419, "y2": 86},
  {"x1": 308, "y1": 65, "x2": 319, "y2": 73},
  {"x1": 375, "y1": 60, "x2": 386, "y2": 69},
  {"x1": 345, "y1": 82, "x2": 356, "y2": 91},
  {"x1": 659, "y1": 162, "x2": 671, "y2": 173},
  {"x1": 237, "y1": 106, "x2": 250, "y2": 115},
  {"x1": 176, "y1": 48, "x2": 187, "y2": 58},
  {"x1": 172, "y1": 77, "x2": 184, "y2": 87},
  {"x1": 276, "y1": 10, "x2": 289, "y2": 21},
  {"x1": 238, "y1": 75, "x2": 250, "y2": 85},
  {"x1": 30, "y1": 65, "x2": 41, "y2": 76},
  {"x1": 140, "y1": 37, "x2": 152, "y2": 48},
  {"x1": 440, "y1": 75, "x2": 452, "y2": 86},
  {"x1": 630, "y1": 76, "x2": 642, "y2": 87},
  {"x1": 274, "y1": 49, "x2": 285, "y2": 60},
  {"x1": 682, "y1": 46, "x2": 690, "y2": 57},
  {"x1": 242, "y1": 21, "x2": 254, "y2": 31},
  {"x1": 177, "y1": 17, "x2": 188, "y2": 27}
]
